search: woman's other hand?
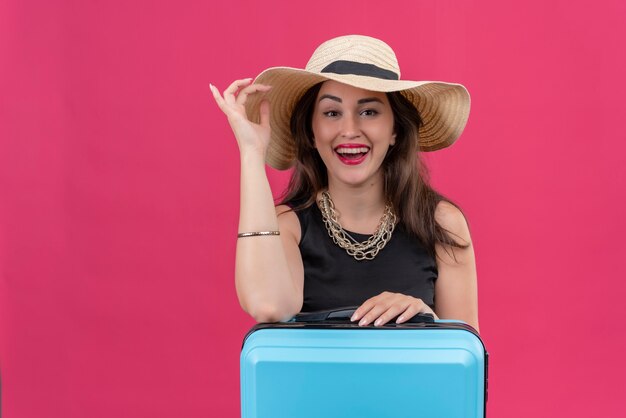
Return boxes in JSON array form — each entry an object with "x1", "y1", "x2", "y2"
[
  {"x1": 209, "y1": 79, "x2": 272, "y2": 157},
  {"x1": 350, "y1": 291, "x2": 438, "y2": 326}
]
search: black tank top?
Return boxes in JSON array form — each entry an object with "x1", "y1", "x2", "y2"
[{"x1": 292, "y1": 203, "x2": 438, "y2": 312}]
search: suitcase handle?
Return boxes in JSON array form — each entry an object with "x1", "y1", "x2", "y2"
[{"x1": 292, "y1": 307, "x2": 435, "y2": 324}]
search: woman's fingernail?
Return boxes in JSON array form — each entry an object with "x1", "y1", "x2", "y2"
[
  {"x1": 374, "y1": 319, "x2": 382, "y2": 327},
  {"x1": 396, "y1": 315, "x2": 404, "y2": 323},
  {"x1": 359, "y1": 318, "x2": 367, "y2": 326},
  {"x1": 351, "y1": 313, "x2": 358, "y2": 321}
]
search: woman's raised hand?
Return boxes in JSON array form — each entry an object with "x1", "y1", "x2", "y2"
[
  {"x1": 210, "y1": 78, "x2": 272, "y2": 157},
  {"x1": 350, "y1": 291, "x2": 439, "y2": 327}
]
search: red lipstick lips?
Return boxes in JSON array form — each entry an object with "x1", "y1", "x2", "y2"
[{"x1": 334, "y1": 143, "x2": 371, "y2": 165}]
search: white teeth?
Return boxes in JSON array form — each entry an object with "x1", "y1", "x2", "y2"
[{"x1": 336, "y1": 147, "x2": 370, "y2": 154}]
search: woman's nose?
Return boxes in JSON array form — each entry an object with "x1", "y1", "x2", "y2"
[{"x1": 340, "y1": 114, "x2": 361, "y2": 138}]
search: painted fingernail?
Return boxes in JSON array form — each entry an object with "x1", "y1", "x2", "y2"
[
  {"x1": 374, "y1": 319, "x2": 382, "y2": 327},
  {"x1": 396, "y1": 315, "x2": 405, "y2": 323},
  {"x1": 359, "y1": 318, "x2": 367, "y2": 326},
  {"x1": 350, "y1": 313, "x2": 358, "y2": 321}
]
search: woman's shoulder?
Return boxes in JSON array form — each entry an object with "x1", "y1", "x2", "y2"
[
  {"x1": 276, "y1": 204, "x2": 302, "y2": 223},
  {"x1": 434, "y1": 200, "x2": 471, "y2": 245},
  {"x1": 276, "y1": 204, "x2": 302, "y2": 243}
]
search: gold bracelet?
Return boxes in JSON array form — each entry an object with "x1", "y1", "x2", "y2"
[{"x1": 237, "y1": 231, "x2": 280, "y2": 238}]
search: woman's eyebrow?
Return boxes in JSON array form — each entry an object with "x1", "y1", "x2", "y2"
[
  {"x1": 357, "y1": 97, "x2": 384, "y2": 104},
  {"x1": 318, "y1": 94, "x2": 342, "y2": 103},
  {"x1": 318, "y1": 95, "x2": 384, "y2": 104}
]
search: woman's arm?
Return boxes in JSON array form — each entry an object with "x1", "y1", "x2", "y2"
[
  {"x1": 210, "y1": 79, "x2": 303, "y2": 322},
  {"x1": 350, "y1": 201, "x2": 479, "y2": 330},
  {"x1": 433, "y1": 201, "x2": 479, "y2": 332}
]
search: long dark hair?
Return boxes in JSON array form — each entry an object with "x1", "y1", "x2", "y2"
[{"x1": 278, "y1": 82, "x2": 469, "y2": 260}]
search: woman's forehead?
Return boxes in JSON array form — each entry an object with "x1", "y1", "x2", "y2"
[{"x1": 317, "y1": 80, "x2": 388, "y2": 103}]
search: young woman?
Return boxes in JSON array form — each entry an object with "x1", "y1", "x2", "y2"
[{"x1": 210, "y1": 35, "x2": 479, "y2": 331}]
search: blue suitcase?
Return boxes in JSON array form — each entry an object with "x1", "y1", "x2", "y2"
[{"x1": 241, "y1": 308, "x2": 488, "y2": 418}]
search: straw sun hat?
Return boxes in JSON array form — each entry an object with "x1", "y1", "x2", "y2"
[{"x1": 245, "y1": 34, "x2": 470, "y2": 170}]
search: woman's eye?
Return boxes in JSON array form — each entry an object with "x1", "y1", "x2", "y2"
[
  {"x1": 323, "y1": 111, "x2": 340, "y2": 117},
  {"x1": 361, "y1": 109, "x2": 378, "y2": 116}
]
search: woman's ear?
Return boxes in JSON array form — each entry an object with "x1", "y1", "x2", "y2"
[{"x1": 390, "y1": 133, "x2": 397, "y2": 146}]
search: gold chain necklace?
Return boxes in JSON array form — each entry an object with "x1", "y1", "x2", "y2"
[{"x1": 318, "y1": 190, "x2": 397, "y2": 261}]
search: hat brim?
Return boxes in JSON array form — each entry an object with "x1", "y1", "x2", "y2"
[{"x1": 245, "y1": 66, "x2": 470, "y2": 170}]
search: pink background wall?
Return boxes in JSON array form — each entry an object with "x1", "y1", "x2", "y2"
[{"x1": 1, "y1": 0, "x2": 625, "y2": 416}]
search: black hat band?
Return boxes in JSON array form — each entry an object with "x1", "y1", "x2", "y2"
[{"x1": 320, "y1": 60, "x2": 399, "y2": 80}]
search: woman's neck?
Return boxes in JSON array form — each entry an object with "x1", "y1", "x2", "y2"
[{"x1": 323, "y1": 177, "x2": 387, "y2": 234}]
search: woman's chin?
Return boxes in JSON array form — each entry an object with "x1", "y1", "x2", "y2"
[{"x1": 328, "y1": 168, "x2": 384, "y2": 189}]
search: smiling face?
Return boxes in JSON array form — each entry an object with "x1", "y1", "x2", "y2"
[{"x1": 311, "y1": 80, "x2": 396, "y2": 189}]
